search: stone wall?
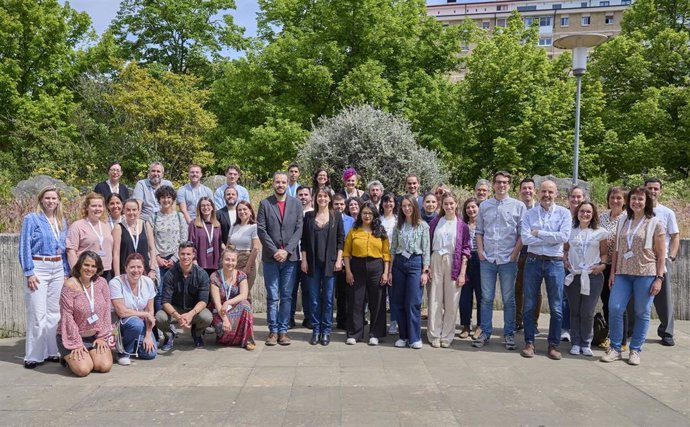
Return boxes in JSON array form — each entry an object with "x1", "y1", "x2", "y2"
[{"x1": 1, "y1": 234, "x2": 688, "y2": 337}]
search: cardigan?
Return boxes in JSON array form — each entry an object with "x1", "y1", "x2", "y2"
[
  {"x1": 429, "y1": 215, "x2": 471, "y2": 281},
  {"x1": 301, "y1": 211, "x2": 344, "y2": 276}
]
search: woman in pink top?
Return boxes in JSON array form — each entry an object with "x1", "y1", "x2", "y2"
[
  {"x1": 66, "y1": 192, "x2": 114, "y2": 280},
  {"x1": 57, "y1": 251, "x2": 113, "y2": 377}
]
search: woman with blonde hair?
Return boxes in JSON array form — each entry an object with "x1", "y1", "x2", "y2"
[
  {"x1": 19, "y1": 186, "x2": 69, "y2": 368},
  {"x1": 66, "y1": 192, "x2": 114, "y2": 280}
]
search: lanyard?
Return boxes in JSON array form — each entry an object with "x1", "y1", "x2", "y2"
[
  {"x1": 576, "y1": 228, "x2": 591, "y2": 266},
  {"x1": 87, "y1": 220, "x2": 104, "y2": 250},
  {"x1": 126, "y1": 221, "x2": 140, "y2": 250},
  {"x1": 81, "y1": 280, "x2": 96, "y2": 314},
  {"x1": 626, "y1": 218, "x2": 644, "y2": 251},
  {"x1": 220, "y1": 270, "x2": 233, "y2": 299},
  {"x1": 204, "y1": 222, "x2": 215, "y2": 246},
  {"x1": 401, "y1": 222, "x2": 418, "y2": 252}
]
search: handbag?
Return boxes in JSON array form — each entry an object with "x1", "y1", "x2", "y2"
[{"x1": 592, "y1": 312, "x2": 608, "y2": 346}]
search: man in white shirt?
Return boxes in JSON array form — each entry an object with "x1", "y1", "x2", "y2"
[
  {"x1": 520, "y1": 180, "x2": 572, "y2": 360},
  {"x1": 213, "y1": 164, "x2": 250, "y2": 209},
  {"x1": 177, "y1": 164, "x2": 213, "y2": 223},
  {"x1": 515, "y1": 178, "x2": 541, "y2": 332},
  {"x1": 645, "y1": 178, "x2": 680, "y2": 346}
]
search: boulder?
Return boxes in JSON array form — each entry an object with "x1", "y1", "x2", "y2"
[
  {"x1": 11, "y1": 175, "x2": 79, "y2": 201},
  {"x1": 532, "y1": 175, "x2": 591, "y2": 196}
]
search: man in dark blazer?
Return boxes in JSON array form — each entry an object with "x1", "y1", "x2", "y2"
[
  {"x1": 94, "y1": 162, "x2": 130, "y2": 200},
  {"x1": 217, "y1": 186, "x2": 238, "y2": 246},
  {"x1": 257, "y1": 171, "x2": 304, "y2": 346}
]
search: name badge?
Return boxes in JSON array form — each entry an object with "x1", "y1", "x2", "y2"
[
  {"x1": 623, "y1": 251, "x2": 634, "y2": 260},
  {"x1": 96, "y1": 251, "x2": 106, "y2": 257},
  {"x1": 401, "y1": 251, "x2": 411, "y2": 259},
  {"x1": 87, "y1": 314, "x2": 99, "y2": 324},
  {"x1": 438, "y1": 249, "x2": 449, "y2": 256},
  {"x1": 207, "y1": 247, "x2": 214, "y2": 254}
]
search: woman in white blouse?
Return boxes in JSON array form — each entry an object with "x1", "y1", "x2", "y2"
[
  {"x1": 228, "y1": 201, "x2": 260, "y2": 292},
  {"x1": 563, "y1": 201, "x2": 608, "y2": 357}
]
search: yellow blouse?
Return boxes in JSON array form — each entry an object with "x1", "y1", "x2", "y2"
[{"x1": 343, "y1": 228, "x2": 391, "y2": 261}]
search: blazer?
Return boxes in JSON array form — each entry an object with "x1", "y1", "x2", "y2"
[
  {"x1": 256, "y1": 195, "x2": 304, "y2": 262},
  {"x1": 429, "y1": 216, "x2": 471, "y2": 281},
  {"x1": 216, "y1": 206, "x2": 235, "y2": 245},
  {"x1": 94, "y1": 181, "x2": 130, "y2": 200},
  {"x1": 301, "y1": 211, "x2": 344, "y2": 276}
]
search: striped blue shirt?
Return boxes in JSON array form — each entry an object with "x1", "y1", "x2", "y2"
[{"x1": 18, "y1": 212, "x2": 69, "y2": 277}]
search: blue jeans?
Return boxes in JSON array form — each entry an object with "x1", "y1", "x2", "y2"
[
  {"x1": 479, "y1": 260, "x2": 517, "y2": 338},
  {"x1": 119, "y1": 316, "x2": 157, "y2": 359},
  {"x1": 391, "y1": 254, "x2": 423, "y2": 344},
  {"x1": 291, "y1": 271, "x2": 311, "y2": 322},
  {"x1": 609, "y1": 274, "x2": 655, "y2": 352},
  {"x1": 264, "y1": 260, "x2": 299, "y2": 333},
  {"x1": 523, "y1": 257, "x2": 564, "y2": 346},
  {"x1": 459, "y1": 252, "x2": 481, "y2": 327},
  {"x1": 305, "y1": 261, "x2": 335, "y2": 335}
]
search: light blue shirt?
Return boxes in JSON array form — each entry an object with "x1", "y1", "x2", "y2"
[
  {"x1": 213, "y1": 183, "x2": 249, "y2": 209},
  {"x1": 287, "y1": 182, "x2": 300, "y2": 198},
  {"x1": 19, "y1": 212, "x2": 69, "y2": 277},
  {"x1": 176, "y1": 183, "x2": 213, "y2": 220},
  {"x1": 476, "y1": 196, "x2": 524, "y2": 264},
  {"x1": 521, "y1": 204, "x2": 572, "y2": 257}
]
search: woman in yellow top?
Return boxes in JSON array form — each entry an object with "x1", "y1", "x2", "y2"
[{"x1": 343, "y1": 202, "x2": 390, "y2": 345}]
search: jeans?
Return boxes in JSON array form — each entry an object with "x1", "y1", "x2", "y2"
[
  {"x1": 609, "y1": 274, "x2": 655, "y2": 352},
  {"x1": 391, "y1": 254, "x2": 423, "y2": 344},
  {"x1": 264, "y1": 260, "x2": 299, "y2": 333},
  {"x1": 291, "y1": 271, "x2": 311, "y2": 322},
  {"x1": 479, "y1": 260, "x2": 517, "y2": 338},
  {"x1": 523, "y1": 257, "x2": 565, "y2": 346},
  {"x1": 119, "y1": 316, "x2": 157, "y2": 359},
  {"x1": 155, "y1": 254, "x2": 175, "y2": 314},
  {"x1": 305, "y1": 262, "x2": 335, "y2": 335},
  {"x1": 459, "y1": 252, "x2": 481, "y2": 327}
]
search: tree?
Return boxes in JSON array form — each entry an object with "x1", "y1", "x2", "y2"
[
  {"x1": 297, "y1": 105, "x2": 447, "y2": 194},
  {"x1": 110, "y1": 0, "x2": 246, "y2": 74}
]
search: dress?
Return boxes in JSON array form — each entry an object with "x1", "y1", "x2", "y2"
[{"x1": 209, "y1": 270, "x2": 254, "y2": 346}]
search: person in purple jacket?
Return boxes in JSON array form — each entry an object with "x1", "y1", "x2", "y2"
[{"x1": 427, "y1": 192, "x2": 471, "y2": 348}]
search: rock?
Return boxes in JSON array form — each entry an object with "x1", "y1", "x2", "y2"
[
  {"x1": 11, "y1": 175, "x2": 79, "y2": 201},
  {"x1": 203, "y1": 175, "x2": 227, "y2": 193},
  {"x1": 532, "y1": 175, "x2": 591, "y2": 196}
]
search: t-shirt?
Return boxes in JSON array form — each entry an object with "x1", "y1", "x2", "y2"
[
  {"x1": 176, "y1": 183, "x2": 213, "y2": 220},
  {"x1": 567, "y1": 227, "x2": 608, "y2": 271},
  {"x1": 66, "y1": 219, "x2": 114, "y2": 270},
  {"x1": 432, "y1": 217, "x2": 457, "y2": 254},
  {"x1": 654, "y1": 204, "x2": 679, "y2": 255},
  {"x1": 381, "y1": 215, "x2": 396, "y2": 243},
  {"x1": 229, "y1": 224, "x2": 258, "y2": 251},
  {"x1": 109, "y1": 275, "x2": 157, "y2": 311}
]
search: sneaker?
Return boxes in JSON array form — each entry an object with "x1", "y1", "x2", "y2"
[
  {"x1": 581, "y1": 346, "x2": 594, "y2": 357},
  {"x1": 410, "y1": 341, "x2": 423, "y2": 349},
  {"x1": 430, "y1": 339, "x2": 441, "y2": 348},
  {"x1": 117, "y1": 355, "x2": 131, "y2": 366},
  {"x1": 504, "y1": 335, "x2": 516, "y2": 351},
  {"x1": 440, "y1": 340, "x2": 451, "y2": 348},
  {"x1": 599, "y1": 348, "x2": 622, "y2": 363},
  {"x1": 265, "y1": 332, "x2": 278, "y2": 346},
  {"x1": 628, "y1": 350, "x2": 641, "y2": 366},
  {"x1": 191, "y1": 329, "x2": 205, "y2": 348},
  {"x1": 561, "y1": 330, "x2": 571, "y2": 342},
  {"x1": 388, "y1": 321, "x2": 399, "y2": 335},
  {"x1": 661, "y1": 336, "x2": 675, "y2": 346},
  {"x1": 278, "y1": 333, "x2": 291, "y2": 346},
  {"x1": 598, "y1": 337, "x2": 610, "y2": 349},
  {"x1": 161, "y1": 331, "x2": 175, "y2": 351},
  {"x1": 394, "y1": 339, "x2": 408, "y2": 348},
  {"x1": 547, "y1": 344, "x2": 562, "y2": 360},
  {"x1": 458, "y1": 326, "x2": 471, "y2": 339},
  {"x1": 368, "y1": 337, "x2": 379, "y2": 346},
  {"x1": 569, "y1": 345, "x2": 581, "y2": 355},
  {"x1": 346, "y1": 338, "x2": 356, "y2": 345},
  {"x1": 472, "y1": 334, "x2": 489, "y2": 348},
  {"x1": 521, "y1": 343, "x2": 535, "y2": 358}
]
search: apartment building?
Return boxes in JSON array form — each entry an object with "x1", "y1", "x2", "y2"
[{"x1": 428, "y1": 0, "x2": 631, "y2": 56}]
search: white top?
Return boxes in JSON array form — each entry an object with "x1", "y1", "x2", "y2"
[
  {"x1": 381, "y1": 215, "x2": 396, "y2": 243},
  {"x1": 229, "y1": 224, "x2": 258, "y2": 251},
  {"x1": 432, "y1": 217, "x2": 457, "y2": 254},
  {"x1": 654, "y1": 204, "x2": 679, "y2": 255},
  {"x1": 567, "y1": 227, "x2": 609, "y2": 271},
  {"x1": 109, "y1": 275, "x2": 157, "y2": 311}
]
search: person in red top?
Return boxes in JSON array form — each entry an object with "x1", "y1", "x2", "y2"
[{"x1": 57, "y1": 251, "x2": 113, "y2": 377}]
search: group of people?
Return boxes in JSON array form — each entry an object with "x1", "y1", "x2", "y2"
[{"x1": 18, "y1": 160, "x2": 679, "y2": 376}]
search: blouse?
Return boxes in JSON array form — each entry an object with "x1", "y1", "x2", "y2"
[
  {"x1": 614, "y1": 217, "x2": 664, "y2": 276},
  {"x1": 432, "y1": 217, "x2": 457, "y2": 254},
  {"x1": 390, "y1": 221, "x2": 430, "y2": 267},
  {"x1": 599, "y1": 210, "x2": 624, "y2": 263},
  {"x1": 343, "y1": 228, "x2": 391, "y2": 261},
  {"x1": 150, "y1": 211, "x2": 188, "y2": 261},
  {"x1": 567, "y1": 227, "x2": 609, "y2": 271},
  {"x1": 19, "y1": 212, "x2": 69, "y2": 277},
  {"x1": 229, "y1": 223, "x2": 258, "y2": 251},
  {"x1": 58, "y1": 277, "x2": 113, "y2": 350},
  {"x1": 188, "y1": 220, "x2": 222, "y2": 270},
  {"x1": 66, "y1": 219, "x2": 114, "y2": 270},
  {"x1": 381, "y1": 215, "x2": 396, "y2": 243},
  {"x1": 109, "y1": 275, "x2": 157, "y2": 311}
]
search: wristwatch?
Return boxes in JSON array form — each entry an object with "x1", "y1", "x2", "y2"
[{"x1": 655, "y1": 275, "x2": 664, "y2": 281}]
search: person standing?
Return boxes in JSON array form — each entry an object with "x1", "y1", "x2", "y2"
[
  {"x1": 404, "y1": 174, "x2": 424, "y2": 209},
  {"x1": 291, "y1": 185, "x2": 313, "y2": 328},
  {"x1": 459, "y1": 197, "x2": 481, "y2": 339},
  {"x1": 363, "y1": 180, "x2": 384, "y2": 211},
  {"x1": 187, "y1": 197, "x2": 223, "y2": 277},
  {"x1": 217, "y1": 186, "x2": 239, "y2": 247},
  {"x1": 341, "y1": 167, "x2": 365, "y2": 199},
  {"x1": 515, "y1": 178, "x2": 541, "y2": 332},
  {"x1": 473, "y1": 172, "x2": 524, "y2": 351},
  {"x1": 151, "y1": 185, "x2": 188, "y2": 303},
  {"x1": 520, "y1": 180, "x2": 572, "y2": 360},
  {"x1": 66, "y1": 193, "x2": 114, "y2": 280},
  {"x1": 106, "y1": 193, "x2": 124, "y2": 232},
  {"x1": 214, "y1": 164, "x2": 250, "y2": 209},
  {"x1": 474, "y1": 179, "x2": 491, "y2": 204},
  {"x1": 112, "y1": 199, "x2": 157, "y2": 278},
  {"x1": 420, "y1": 193, "x2": 438, "y2": 225},
  {"x1": 561, "y1": 185, "x2": 587, "y2": 342},
  {"x1": 287, "y1": 163, "x2": 301, "y2": 198},
  {"x1": 645, "y1": 178, "x2": 679, "y2": 346},
  {"x1": 256, "y1": 171, "x2": 304, "y2": 346},
  {"x1": 333, "y1": 194, "x2": 355, "y2": 330},
  {"x1": 380, "y1": 193, "x2": 399, "y2": 334},
  {"x1": 177, "y1": 164, "x2": 214, "y2": 223},
  {"x1": 132, "y1": 162, "x2": 173, "y2": 222},
  {"x1": 94, "y1": 162, "x2": 130, "y2": 200},
  {"x1": 297, "y1": 186, "x2": 313, "y2": 213},
  {"x1": 19, "y1": 186, "x2": 69, "y2": 369},
  {"x1": 228, "y1": 201, "x2": 260, "y2": 292}
]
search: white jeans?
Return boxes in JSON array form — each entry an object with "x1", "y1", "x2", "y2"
[{"x1": 24, "y1": 260, "x2": 64, "y2": 362}]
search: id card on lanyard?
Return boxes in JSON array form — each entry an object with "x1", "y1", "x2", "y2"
[
  {"x1": 88, "y1": 220, "x2": 106, "y2": 257},
  {"x1": 624, "y1": 219, "x2": 644, "y2": 260},
  {"x1": 82, "y1": 280, "x2": 99, "y2": 324},
  {"x1": 204, "y1": 222, "x2": 215, "y2": 254}
]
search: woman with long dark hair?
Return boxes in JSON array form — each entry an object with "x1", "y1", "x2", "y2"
[{"x1": 459, "y1": 197, "x2": 482, "y2": 339}]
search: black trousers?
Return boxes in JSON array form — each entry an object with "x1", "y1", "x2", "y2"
[
  {"x1": 335, "y1": 271, "x2": 348, "y2": 327},
  {"x1": 347, "y1": 257, "x2": 387, "y2": 340}
]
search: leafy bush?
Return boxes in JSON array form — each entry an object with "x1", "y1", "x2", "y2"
[{"x1": 297, "y1": 105, "x2": 448, "y2": 194}]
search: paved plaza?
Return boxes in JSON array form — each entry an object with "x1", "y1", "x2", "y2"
[{"x1": 1, "y1": 312, "x2": 689, "y2": 426}]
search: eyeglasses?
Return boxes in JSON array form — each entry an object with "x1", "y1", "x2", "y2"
[{"x1": 361, "y1": 212, "x2": 374, "y2": 217}]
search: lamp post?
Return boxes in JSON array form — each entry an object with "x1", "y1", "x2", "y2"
[{"x1": 553, "y1": 34, "x2": 608, "y2": 185}]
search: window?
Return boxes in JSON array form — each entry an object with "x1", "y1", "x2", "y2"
[
  {"x1": 518, "y1": 5, "x2": 538, "y2": 11},
  {"x1": 482, "y1": 20, "x2": 491, "y2": 29},
  {"x1": 497, "y1": 4, "x2": 508, "y2": 11},
  {"x1": 581, "y1": 15, "x2": 591, "y2": 25},
  {"x1": 622, "y1": 0, "x2": 631, "y2": 4},
  {"x1": 552, "y1": 3, "x2": 562, "y2": 9},
  {"x1": 561, "y1": 16, "x2": 570, "y2": 26},
  {"x1": 605, "y1": 14, "x2": 614, "y2": 24},
  {"x1": 524, "y1": 17, "x2": 535, "y2": 26},
  {"x1": 599, "y1": 1, "x2": 610, "y2": 5},
  {"x1": 538, "y1": 37, "x2": 553, "y2": 46},
  {"x1": 540, "y1": 16, "x2": 552, "y2": 26},
  {"x1": 581, "y1": 2, "x2": 588, "y2": 7},
  {"x1": 496, "y1": 18, "x2": 507, "y2": 27}
]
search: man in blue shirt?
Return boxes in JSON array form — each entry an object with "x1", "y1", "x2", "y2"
[
  {"x1": 213, "y1": 164, "x2": 250, "y2": 209},
  {"x1": 520, "y1": 180, "x2": 572, "y2": 360},
  {"x1": 177, "y1": 164, "x2": 214, "y2": 223},
  {"x1": 286, "y1": 163, "x2": 301, "y2": 198}
]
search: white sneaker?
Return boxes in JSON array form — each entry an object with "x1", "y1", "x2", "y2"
[
  {"x1": 430, "y1": 339, "x2": 441, "y2": 348},
  {"x1": 410, "y1": 341, "x2": 423, "y2": 349},
  {"x1": 581, "y1": 347, "x2": 594, "y2": 357},
  {"x1": 569, "y1": 345, "x2": 581, "y2": 355},
  {"x1": 628, "y1": 350, "x2": 641, "y2": 366},
  {"x1": 368, "y1": 337, "x2": 379, "y2": 346},
  {"x1": 561, "y1": 330, "x2": 571, "y2": 342},
  {"x1": 346, "y1": 338, "x2": 356, "y2": 345},
  {"x1": 117, "y1": 356, "x2": 131, "y2": 366},
  {"x1": 388, "y1": 321, "x2": 399, "y2": 335},
  {"x1": 394, "y1": 339, "x2": 407, "y2": 348}
]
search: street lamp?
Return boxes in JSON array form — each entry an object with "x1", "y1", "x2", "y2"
[{"x1": 554, "y1": 34, "x2": 608, "y2": 185}]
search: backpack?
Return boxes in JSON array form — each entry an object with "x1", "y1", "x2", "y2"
[{"x1": 592, "y1": 312, "x2": 608, "y2": 346}]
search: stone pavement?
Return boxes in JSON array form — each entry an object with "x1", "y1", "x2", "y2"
[{"x1": 1, "y1": 312, "x2": 689, "y2": 426}]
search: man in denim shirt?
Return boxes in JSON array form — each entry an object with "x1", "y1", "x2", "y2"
[{"x1": 473, "y1": 171, "x2": 524, "y2": 351}]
